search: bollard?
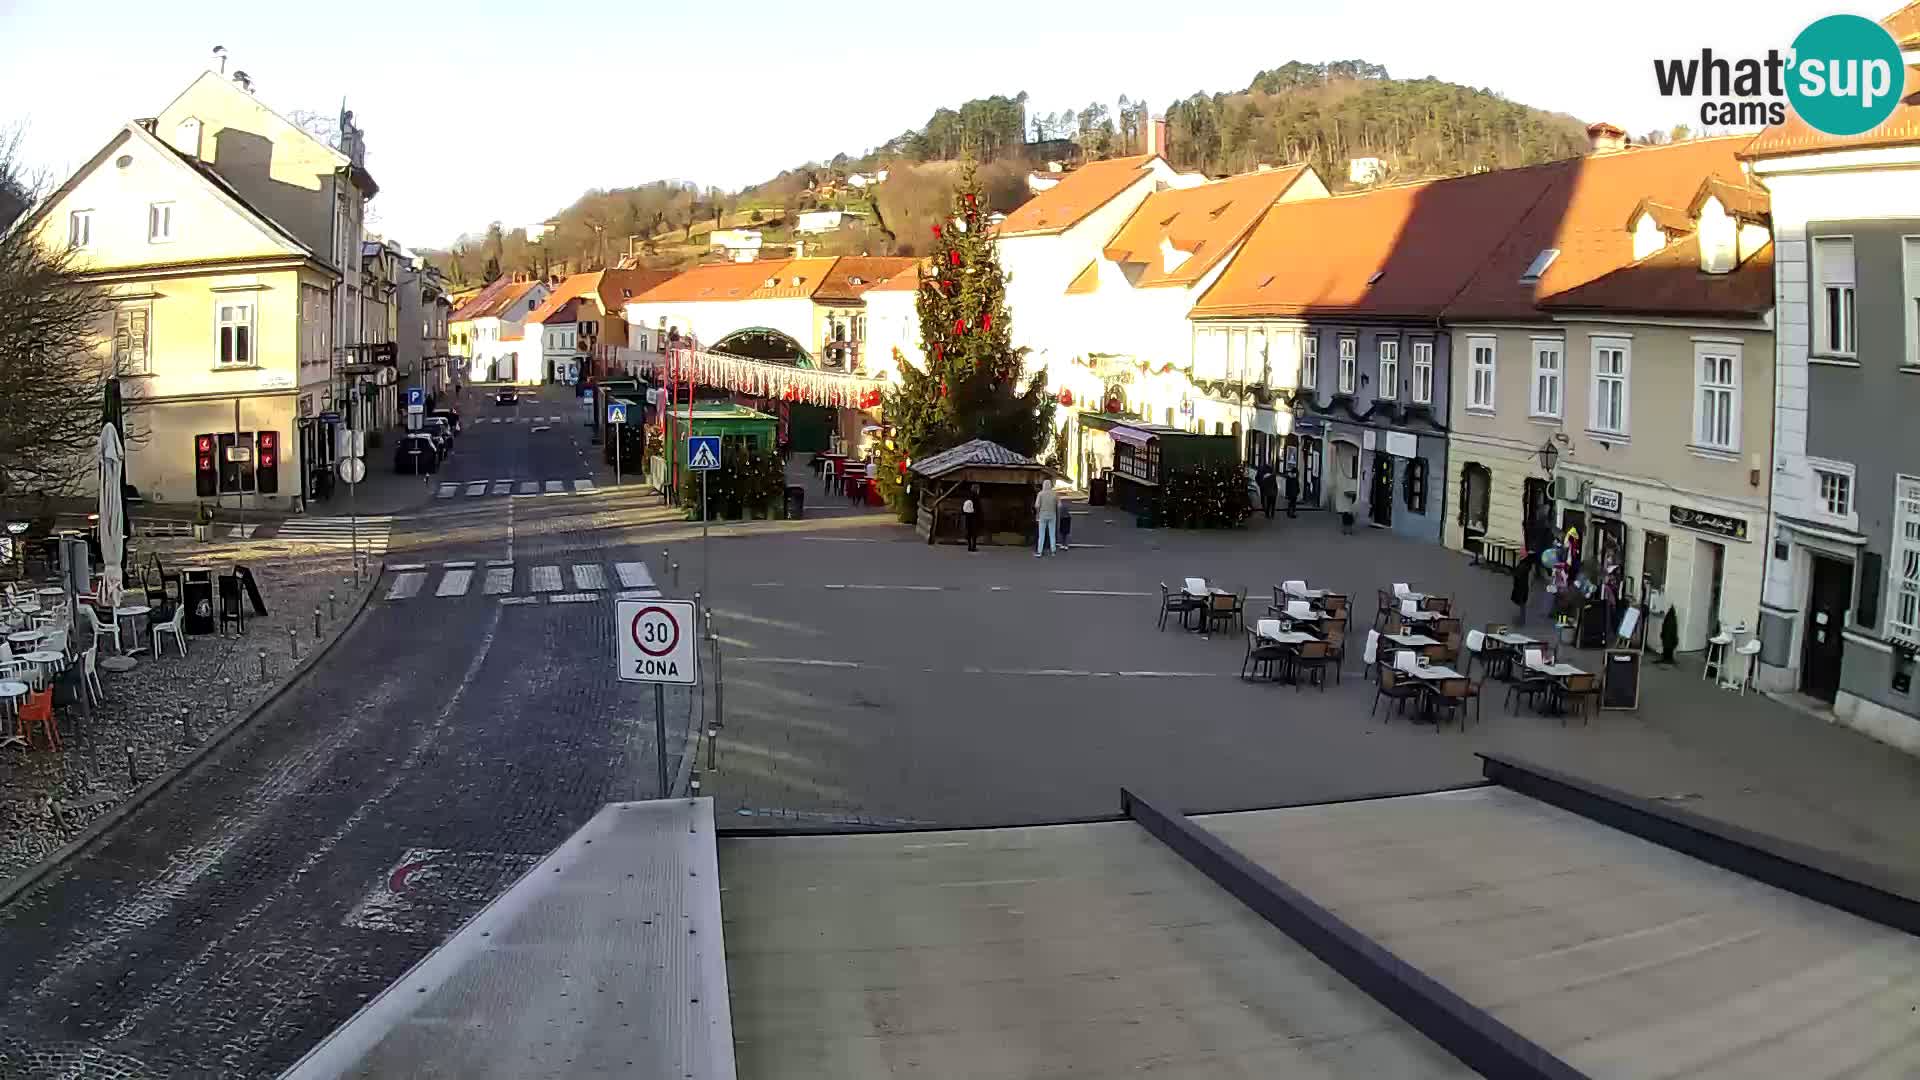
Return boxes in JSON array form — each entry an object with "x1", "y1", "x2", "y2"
[
  {"x1": 222, "y1": 678, "x2": 234, "y2": 715},
  {"x1": 126, "y1": 746, "x2": 139, "y2": 784},
  {"x1": 661, "y1": 548, "x2": 669, "y2": 574},
  {"x1": 671, "y1": 561, "x2": 680, "y2": 588},
  {"x1": 314, "y1": 606, "x2": 322, "y2": 640},
  {"x1": 328, "y1": 590, "x2": 337, "y2": 620},
  {"x1": 288, "y1": 626, "x2": 299, "y2": 662},
  {"x1": 259, "y1": 650, "x2": 268, "y2": 680}
]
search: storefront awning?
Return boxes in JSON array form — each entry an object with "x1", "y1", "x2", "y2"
[{"x1": 1108, "y1": 426, "x2": 1157, "y2": 449}]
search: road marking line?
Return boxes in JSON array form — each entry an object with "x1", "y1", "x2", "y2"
[
  {"x1": 749, "y1": 582, "x2": 783, "y2": 588},
  {"x1": 444, "y1": 560, "x2": 476, "y2": 568},
  {"x1": 573, "y1": 479, "x2": 596, "y2": 493},
  {"x1": 736, "y1": 657, "x2": 862, "y2": 668},
  {"x1": 990, "y1": 668, "x2": 1095, "y2": 676},
  {"x1": 614, "y1": 562, "x2": 654, "y2": 588},
  {"x1": 487, "y1": 558, "x2": 514, "y2": 567},
  {"x1": 483, "y1": 568, "x2": 514, "y2": 595},
  {"x1": 531, "y1": 426, "x2": 551, "y2": 433},
  {"x1": 530, "y1": 565, "x2": 562, "y2": 592},
  {"x1": 465, "y1": 482, "x2": 487, "y2": 496},
  {"x1": 386, "y1": 572, "x2": 426, "y2": 600},
  {"x1": 498, "y1": 596, "x2": 538, "y2": 606},
  {"x1": 517, "y1": 481, "x2": 539, "y2": 495},
  {"x1": 389, "y1": 563, "x2": 427, "y2": 572},
  {"x1": 616, "y1": 588, "x2": 662, "y2": 600},
  {"x1": 1051, "y1": 589, "x2": 1152, "y2": 597},
  {"x1": 543, "y1": 480, "x2": 564, "y2": 494},
  {"x1": 491, "y1": 481, "x2": 512, "y2": 495},
  {"x1": 571, "y1": 564, "x2": 606, "y2": 590},
  {"x1": 548, "y1": 415, "x2": 563, "y2": 421},
  {"x1": 802, "y1": 537, "x2": 881, "y2": 543},
  {"x1": 844, "y1": 584, "x2": 943, "y2": 591},
  {"x1": 435, "y1": 483, "x2": 458, "y2": 498},
  {"x1": 823, "y1": 584, "x2": 846, "y2": 590},
  {"x1": 1066, "y1": 543, "x2": 1108, "y2": 548},
  {"x1": 549, "y1": 592, "x2": 598, "y2": 604},
  {"x1": 435, "y1": 569, "x2": 473, "y2": 597},
  {"x1": 1116, "y1": 670, "x2": 1216, "y2": 678}
]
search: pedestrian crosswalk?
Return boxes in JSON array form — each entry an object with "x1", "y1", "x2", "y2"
[
  {"x1": 383, "y1": 559, "x2": 662, "y2": 604},
  {"x1": 274, "y1": 515, "x2": 392, "y2": 554},
  {"x1": 472, "y1": 415, "x2": 569, "y2": 423},
  {"x1": 435, "y1": 478, "x2": 598, "y2": 499}
]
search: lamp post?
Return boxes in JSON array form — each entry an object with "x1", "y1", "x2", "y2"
[{"x1": 1537, "y1": 439, "x2": 1558, "y2": 477}]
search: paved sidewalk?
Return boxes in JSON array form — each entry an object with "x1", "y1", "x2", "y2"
[{"x1": 0, "y1": 536, "x2": 376, "y2": 885}]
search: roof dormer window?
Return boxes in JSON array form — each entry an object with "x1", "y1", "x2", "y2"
[
  {"x1": 1520, "y1": 248, "x2": 1560, "y2": 284},
  {"x1": 849, "y1": 276, "x2": 864, "y2": 285}
]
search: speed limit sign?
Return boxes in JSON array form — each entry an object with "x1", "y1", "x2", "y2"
[{"x1": 615, "y1": 598, "x2": 698, "y2": 684}]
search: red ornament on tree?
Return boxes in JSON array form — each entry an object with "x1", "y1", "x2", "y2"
[
  {"x1": 983, "y1": 313, "x2": 992, "y2": 332},
  {"x1": 955, "y1": 318, "x2": 966, "y2": 335},
  {"x1": 1057, "y1": 388, "x2": 1074, "y2": 406},
  {"x1": 939, "y1": 382, "x2": 949, "y2": 398},
  {"x1": 966, "y1": 193, "x2": 977, "y2": 206},
  {"x1": 933, "y1": 344, "x2": 943, "y2": 361},
  {"x1": 932, "y1": 224, "x2": 942, "y2": 237},
  {"x1": 948, "y1": 249, "x2": 960, "y2": 267}
]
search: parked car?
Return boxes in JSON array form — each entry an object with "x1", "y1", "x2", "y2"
[
  {"x1": 429, "y1": 407, "x2": 462, "y2": 435},
  {"x1": 494, "y1": 387, "x2": 519, "y2": 406},
  {"x1": 423, "y1": 416, "x2": 454, "y2": 454},
  {"x1": 393, "y1": 433, "x2": 441, "y2": 474}
]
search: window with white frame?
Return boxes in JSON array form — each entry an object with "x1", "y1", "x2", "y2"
[
  {"x1": 1337, "y1": 336, "x2": 1356, "y2": 393},
  {"x1": 1693, "y1": 342, "x2": 1741, "y2": 451},
  {"x1": 1411, "y1": 341, "x2": 1433, "y2": 403},
  {"x1": 217, "y1": 299, "x2": 256, "y2": 367},
  {"x1": 1904, "y1": 236, "x2": 1919, "y2": 368},
  {"x1": 1813, "y1": 236, "x2": 1856, "y2": 356},
  {"x1": 112, "y1": 304, "x2": 150, "y2": 375},
  {"x1": 1301, "y1": 333, "x2": 1318, "y2": 389},
  {"x1": 1891, "y1": 476, "x2": 1920, "y2": 643},
  {"x1": 148, "y1": 201, "x2": 175, "y2": 243},
  {"x1": 1377, "y1": 339, "x2": 1398, "y2": 399},
  {"x1": 1467, "y1": 336, "x2": 1496, "y2": 410},
  {"x1": 1227, "y1": 328, "x2": 1247, "y2": 381},
  {"x1": 68, "y1": 209, "x2": 93, "y2": 250},
  {"x1": 1590, "y1": 337, "x2": 1629, "y2": 435},
  {"x1": 1816, "y1": 465, "x2": 1853, "y2": 520},
  {"x1": 1530, "y1": 339, "x2": 1562, "y2": 418}
]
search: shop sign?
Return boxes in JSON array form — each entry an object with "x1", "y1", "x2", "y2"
[
  {"x1": 1292, "y1": 417, "x2": 1324, "y2": 436},
  {"x1": 1384, "y1": 431, "x2": 1418, "y2": 459},
  {"x1": 1670, "y1": 504, "x2": 1749, "y2": 542},
  {"x1": 1588, "y1": 486, "x2": 1622, "y2": 514}
]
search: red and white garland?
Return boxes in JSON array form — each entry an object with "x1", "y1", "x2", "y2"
[{"x1": 638, "y1": 348, "x2": 887, "y2": 411}]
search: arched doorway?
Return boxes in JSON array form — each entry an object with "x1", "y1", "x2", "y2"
[{"x1": 711, "y1": 327, "x2": 813, "y2": 366}]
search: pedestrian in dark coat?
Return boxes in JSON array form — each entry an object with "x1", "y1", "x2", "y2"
[
  {"x1": 963, "y1": 484, "x2": 981, "y2": 552},
  {"x1": 1510, "y1": 551, "x2": 1533, "y2": 626},
  {"x1": 1283, "y1": 467, "x2": 1301, "y2": 518},
  {"x1": 1256, "y1": 464, "x2": 1278, "y2": 519}
]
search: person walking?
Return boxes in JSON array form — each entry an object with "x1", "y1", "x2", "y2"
[
  {"x1": 963, "y1": 484, "x2": 981, "y2": 552},
  {"x1": 1511, "y1": 548, "x2": 1534, "y2": 626},
  {"x1": 1034, "y1": 480, "x2": 1060, "y2": 556},
  {"x1": 1283, "y1": 459, "x2": 1301, "y2": 518},
  {"x1": 1056, "y1": 494, "x2": 1072, "y2": 551},
  {"x1": 1255, "y1": 463, "x2": 1277, "y2": 520}
]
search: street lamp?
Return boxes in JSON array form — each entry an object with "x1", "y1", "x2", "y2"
[{"x1": 1537, "y1": 439, "x2": 1559, "y2": 475}]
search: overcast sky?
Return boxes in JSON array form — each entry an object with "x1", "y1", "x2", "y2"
[{"x1": 0, "y1": 0, "x2": 1822, "y2": 248}]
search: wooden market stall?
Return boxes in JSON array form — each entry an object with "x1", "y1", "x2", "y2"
[
  {"x1": 1075, "y1": 413, "x2": 1238, "y2": 517},
  {"x1": 909, "y1": 439, "x2": 1058, "y2": 546}
]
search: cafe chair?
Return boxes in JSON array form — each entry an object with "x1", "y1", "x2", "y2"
[
  {"x1": 1393, "y1": 582, "x2": 1413, "y2": 598},
  {"x1": 1157, "y1": 583, "x2": 1200, "y2": 632},
  {"x1": 1400, "y1": 598, "x2": 1420, "y2": 618},
  {"x1": 1506, "y1": 649, "x2": 1554, "y2": 714},
  {"x1": 1242, "y1": 623, "x2": 1287, "y2": 682},
  {"x1": 1324, "y1": 620, "x2": 1348, "y2": 683},
  {"x1": 1360, "y1": 629, "x2": 1381, "y2": 680},
  {"x1": 1285, "y1": 600, "x2": 1314, "y2": 622},
  {"x1": 154, "y1": 604, "x2": 188, "y2": 659},
  {"x1": 1322, "y1": 593, "x2": 1350, "y2": 620},
  {"x1": 1425, "y1": 676, "x2": 1475, "y2": 731},
  {"x1": 1290, "y1": 639, "x2": 1331, "y2": 692},
  {"x1": 1559, "y1": 672, "x2": 1600, "y2": 726},
  {"x1": 1463, "y1": 630, "x2": 1486, "y2": 679},
  {"x1": 1420, "y1": 595, "x2": 1452, "y2": 615},
  {"x1": 1374, "y1": 588, "x2": 1395, "y2": 631},
  {"x1": 17, "y1": 688, "x2": 57, "y2": 751},
  {"x1": 1371, "y1": 663, "x2": 1422, "y2": 721},
  {"x1": 1735, "y1": 638, "x2": 1762, "y2": 695},
  {"x1": 82, "y1": 604, "x2": 121, "y2": 655},
  {"x1": 1282, "y1": 579, "x2": 1308, "y2": 596},
  {"x1": 1207, "y1": 587, "x2": 1247, "y2": 635}
]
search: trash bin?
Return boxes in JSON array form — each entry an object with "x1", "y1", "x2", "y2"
[
  {"x1": 783, "y1": 484, "x2": 806, "y2": 520},
  {"x1": 181, "y1": 567, "x2": 215, "y2": 635}
]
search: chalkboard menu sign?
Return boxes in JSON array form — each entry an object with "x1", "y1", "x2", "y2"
[{"x1": 1602, "y1": 649, "x2": 1642, "y2": 710}]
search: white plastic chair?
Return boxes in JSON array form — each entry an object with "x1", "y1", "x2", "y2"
[
  {"x1": 0, "y1": 644, "x2": 30, "y2": 684},
  {"x1": 154, "y1": 605, "x2": 188, "y2": 659},
  {"x1": 1400, "y1": 599, "x2": 1419, "y2": 617},
  {"x1": 1393, "y1": 582, "x2": 1412, "y2": 598},
  {"x1": 41, "y1": 628, "x2": 68, "y2": 672},
  {"x1": 81, "y1": 645, "x2": 103, "y2": 704},
  {"x1": 83, "y1": 605, "x2": 121, "y2": 654},
  {"x1": 1734, "y1": 638, "x2": 1762, "y2": 695},
  {"x1": 1283, "y1": 579, "x2": 1308, "y2": 595},
  {"x1": 1184, "y1": 577, "x2": 1208, "y2": 596},
  {"x1": 1256, "y1": 618, "x2": 1282, "y2": 640},
  {"x1": 1394, "y1": 649, "x2": 1420, "y2": 674},
  {"x1": 1523, "y1": 647, "x2": 1545, "y2": 670},
  {"x1": 1362, "y1": 629, "x2": 1380, "y2": 677},
  {"x1": 1283, "y1": 600, "x2": 1311, "y2": 620}
]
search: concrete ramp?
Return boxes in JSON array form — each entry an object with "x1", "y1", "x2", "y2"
[{"x1": 282, "y1": 799, "x2": 734, "y2": 1080}]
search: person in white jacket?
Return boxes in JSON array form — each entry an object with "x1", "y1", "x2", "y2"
[{"x1": 1034, "y1": 481, "x2": 1060, "y2": 557}]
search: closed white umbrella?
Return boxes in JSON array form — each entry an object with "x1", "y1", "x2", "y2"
[{"x1": 97, "y1": 422, "x2": 125, "y2": 611}]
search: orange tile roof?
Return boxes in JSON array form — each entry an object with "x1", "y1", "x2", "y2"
[
  {"x1": 631, "y1": 260, "x2": 797, "y2": 303},
  {"x1": 598, "y1": 268, "x2": 679, "y2": 310},
  {"x1": 449, "y1": 277, "x2": 516, "y2": 322},
  {"x1": 994, "y1": 155, "x2": 1158, "y2": 237},
  {"x1": 1744, "y1": 6, "x2": 1920, "y2": 158},
  {"x1": 526, "y1": 273, "x2": 597, "y2": 323},
  {"x1": 1065, "y1": 260, "x2": 1101, "y2": 295},
  {"x1": 867, "y1": 261, "x2": 924, "y2": 292},
  {"x1": 1627, "y1": 199, "x2": 1693, "y2": 235},
  {"x1": 1688, "y1": 176, "x2": 1769, "y2": 222},
  {"x1": 1541, "y1": 235, "x2": 1773, "y2": 317},
  {"x1": 814, "y1": 256, "x2": 920, "y2": 301},
  {"x1": 1192, "y1": 165, "x2": 1567, "y2": 319},
  {"x1": 453, "y1": 279, "x2": 542, "y2": 321},
  {"x1": 748, "y1": 257, "x2": 837, "y2": 299},
  {"x1": 1100, "y1": 165, "x2": 1314, "y2": 289},
  {"x1": 1445, "y1": 136, "x2": 1756, "y2": 321}
]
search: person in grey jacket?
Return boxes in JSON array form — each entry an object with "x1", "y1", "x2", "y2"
[{"x1": 1034, "y1": 481, "x2": 1060, "y2": 556}]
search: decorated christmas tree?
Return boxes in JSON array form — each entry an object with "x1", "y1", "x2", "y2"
[{"x1": 876, "y1": 163, "x2": 1056, "y2": 518}]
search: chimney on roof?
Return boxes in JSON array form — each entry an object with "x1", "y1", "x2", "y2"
[
  {"x1": 1146, "y1": 114, "x2": 1168, "y2": 158},
  {"x1": 793, "y1": 239, "x2": 806, "y2": 259},
  {"x1": 1586, "y1": 122, "x2": 1628, "y2": 155}
]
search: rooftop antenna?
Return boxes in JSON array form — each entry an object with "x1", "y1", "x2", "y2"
[{"x1": 212, "y1": 45, "x2": 227, "y2": 74}]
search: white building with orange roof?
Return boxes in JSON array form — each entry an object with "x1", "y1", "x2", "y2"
[{"x1": 449, "y1": 277, "x2": 549, "y2": 383}]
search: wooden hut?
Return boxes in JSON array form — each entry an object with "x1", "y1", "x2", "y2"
[{"x1": 908, "y1": 439, "x2": 1058, "y2": 546}]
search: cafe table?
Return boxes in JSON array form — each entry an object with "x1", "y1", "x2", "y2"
[
  {"x1": 1283, "y1": 584, "x2": 1327, "y2": 601},
  {"x1": 1524, "y1": 660, "x2": 1590, "y2": 714},
  {"x1": 1256, "y1": 627, "x2": 1319, "y2": 684},
  {"x1": 115, "y1": 604, "x2": 154, "y2": 655},
  {"x1": 8, "y1": 628, "x2": 47, "y2": 649}
]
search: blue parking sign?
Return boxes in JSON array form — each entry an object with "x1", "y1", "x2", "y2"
[
  {"x1": 406, "y1": 387, "x2": 424, "y2": 408},
  {"x1": 687, "y1": 435, "x2": 721, "y2": 471}
]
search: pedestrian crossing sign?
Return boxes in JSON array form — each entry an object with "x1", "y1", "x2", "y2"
[
  {"x1": 687, "y1": 435, "x2": 721, "y2": 471},
  {"x1": 607, "y1": 402, "x2": 627, "y2": 425}
]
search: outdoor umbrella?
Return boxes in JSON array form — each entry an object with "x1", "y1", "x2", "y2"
[{"x1": 97, "y1": 421, "x2": 125, "y2": 611}]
